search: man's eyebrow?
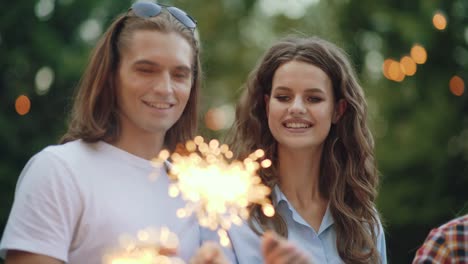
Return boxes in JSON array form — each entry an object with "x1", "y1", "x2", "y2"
[
  {"x1": 132, "y1": 60, "x2": 192, "y2": 72},
  {"x1": 174, "y1": 65, "x2": 191, "y2": 72},
  {"x1": 133, "y1": 60, "x2": 159, "y2": 66}
]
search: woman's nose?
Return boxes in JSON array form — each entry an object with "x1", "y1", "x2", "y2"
[{"x1": 288, "y1": 97, "x2": 306, "y2": 115}]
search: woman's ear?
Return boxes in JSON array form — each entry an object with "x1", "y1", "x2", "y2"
[
  {"x1": 332, "y1": 99, "x2": 347, "y2": 124},
  {"x1": 264, "y1": 95, "x2": 270, "y2": 116}
]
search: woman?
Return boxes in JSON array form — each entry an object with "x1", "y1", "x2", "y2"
[{"x1": 226, "y1": 36, "x2": 387, "y2": 264}]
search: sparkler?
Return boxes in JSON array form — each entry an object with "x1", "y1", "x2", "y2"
[
  {"x1": 102, "y1": 227, "x2": 183, "y2": 264},
  {"x1": 153, "y1": 136, "x2": 275, "y2": 246}
]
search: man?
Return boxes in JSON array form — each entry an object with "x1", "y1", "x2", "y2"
[
  {"x1": 0, "y1": 2, "x2": 203, "y2": 263},
  {"x1": 413, "y1": 214, "x2": 468, "y2": 263}
]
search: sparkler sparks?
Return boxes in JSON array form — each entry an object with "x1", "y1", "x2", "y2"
[
  {"x1": 154, "y1": 136, "x2": 275, "y2": 246},
  {"x1": 103, "y1": 227, "x2": 183, "y2": 264}
]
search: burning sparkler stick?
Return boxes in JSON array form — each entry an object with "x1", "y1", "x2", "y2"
[{"x1": 152, "y1": 136, "x2": 275, "y2": 246}]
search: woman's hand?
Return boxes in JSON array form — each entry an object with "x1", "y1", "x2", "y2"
[
  {"x1": 261, "y1": 231, "x2": 313, "y2": 264},
  {"x1": 190, "y1": 241, "x2": 230, "y2": 264}
]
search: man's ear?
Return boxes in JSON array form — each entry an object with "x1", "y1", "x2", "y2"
[
  {"x1": 264, "y1": 94, "x2": 270, "y2": 116},
  {"x1": 332, "y1": 99, "x2": 347, "y2": 124}
]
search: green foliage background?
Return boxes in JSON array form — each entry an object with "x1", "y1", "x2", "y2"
[{"x1": 1, "y1": 0, "x2": 467, "y2": 263}]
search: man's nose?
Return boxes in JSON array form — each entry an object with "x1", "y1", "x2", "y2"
[{"x1": 153, "y1": 71, "x2": 172, "y2": 95}]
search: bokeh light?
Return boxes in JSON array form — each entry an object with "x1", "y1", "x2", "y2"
[
  {"x1": 449, "y1": 75, "x2": 465, "y2": 96},
  {"x1": 205, "y1": 108, "x2": 225, "y2": 131},
  {"x1": 258, "y1": 0, "x2": 320, "y2": 19},
  {"x1": 204, "y1": 105, "x2": 235, "y2": 131},
  {"x1": 15, "y1": 95, "x2": 31, "y2": 116},
  {"x1": 79, "y1": 19, "x2": 103, "y2": 43},
  {"x1": 383, "y1": 59, "x2": 405, "y2": 82},
  {"x1": 410, "y1": 45, "x2": 427, "y2": 64},
  {"x1": 388, "y1": 61, "x2": 401, "y2": 80},
  {"x1": 35, "y1": 0, "x2": 55, "y2": 20},
  {"x1": 400, "y1": 56, "x2": 417, "y2": 76},
  {"x1": 432, "y1": 11, "x2": 447, "y2": 31},
  {"x1": 35, "y1": 66, "x2": 54, "y2": 95},
  {"x1": 382, "y1": 59, "x2": 393, "y2": 80},
  {"x1": 365, "y1": 50, "x2": 384, "y2": 77}
]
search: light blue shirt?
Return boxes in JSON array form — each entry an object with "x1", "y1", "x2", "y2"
[{"x1": 225, "y1": 185, "x2": 387, "y2": 264}]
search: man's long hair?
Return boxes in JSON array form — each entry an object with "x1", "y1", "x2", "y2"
[{"x1": 61, "y1": 10, "x2": 201, "y2": 152}]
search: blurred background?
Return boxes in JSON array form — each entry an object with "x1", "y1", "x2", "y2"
[{"x1": 1, "y1": 0, "x2": 467, "y2": 263}]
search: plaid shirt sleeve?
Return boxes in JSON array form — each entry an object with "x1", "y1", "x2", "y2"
[{"x1": 412, "y1": 215, "x2": 468, "y2": 264}]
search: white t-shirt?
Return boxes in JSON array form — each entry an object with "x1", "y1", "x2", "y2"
[{"x1": 0, "y1": 140, "x2": 201, "y2": 263}]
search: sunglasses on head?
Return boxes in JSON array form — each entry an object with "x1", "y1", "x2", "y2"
[{"x1": 130, "y1": 2, "x2": 197, "y2": 31}]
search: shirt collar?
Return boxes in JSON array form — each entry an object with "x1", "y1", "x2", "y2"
[{"x1": 272, "y1": 185, "x2": 334, "y2": 234}]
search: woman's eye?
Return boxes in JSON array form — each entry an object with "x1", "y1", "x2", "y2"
[
  {"x1": 275, "y1": 95, "x2": 290, "y2": 102},
  {"x1": 308, "y1": 97, "x2": 323, "y2": 102}
]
